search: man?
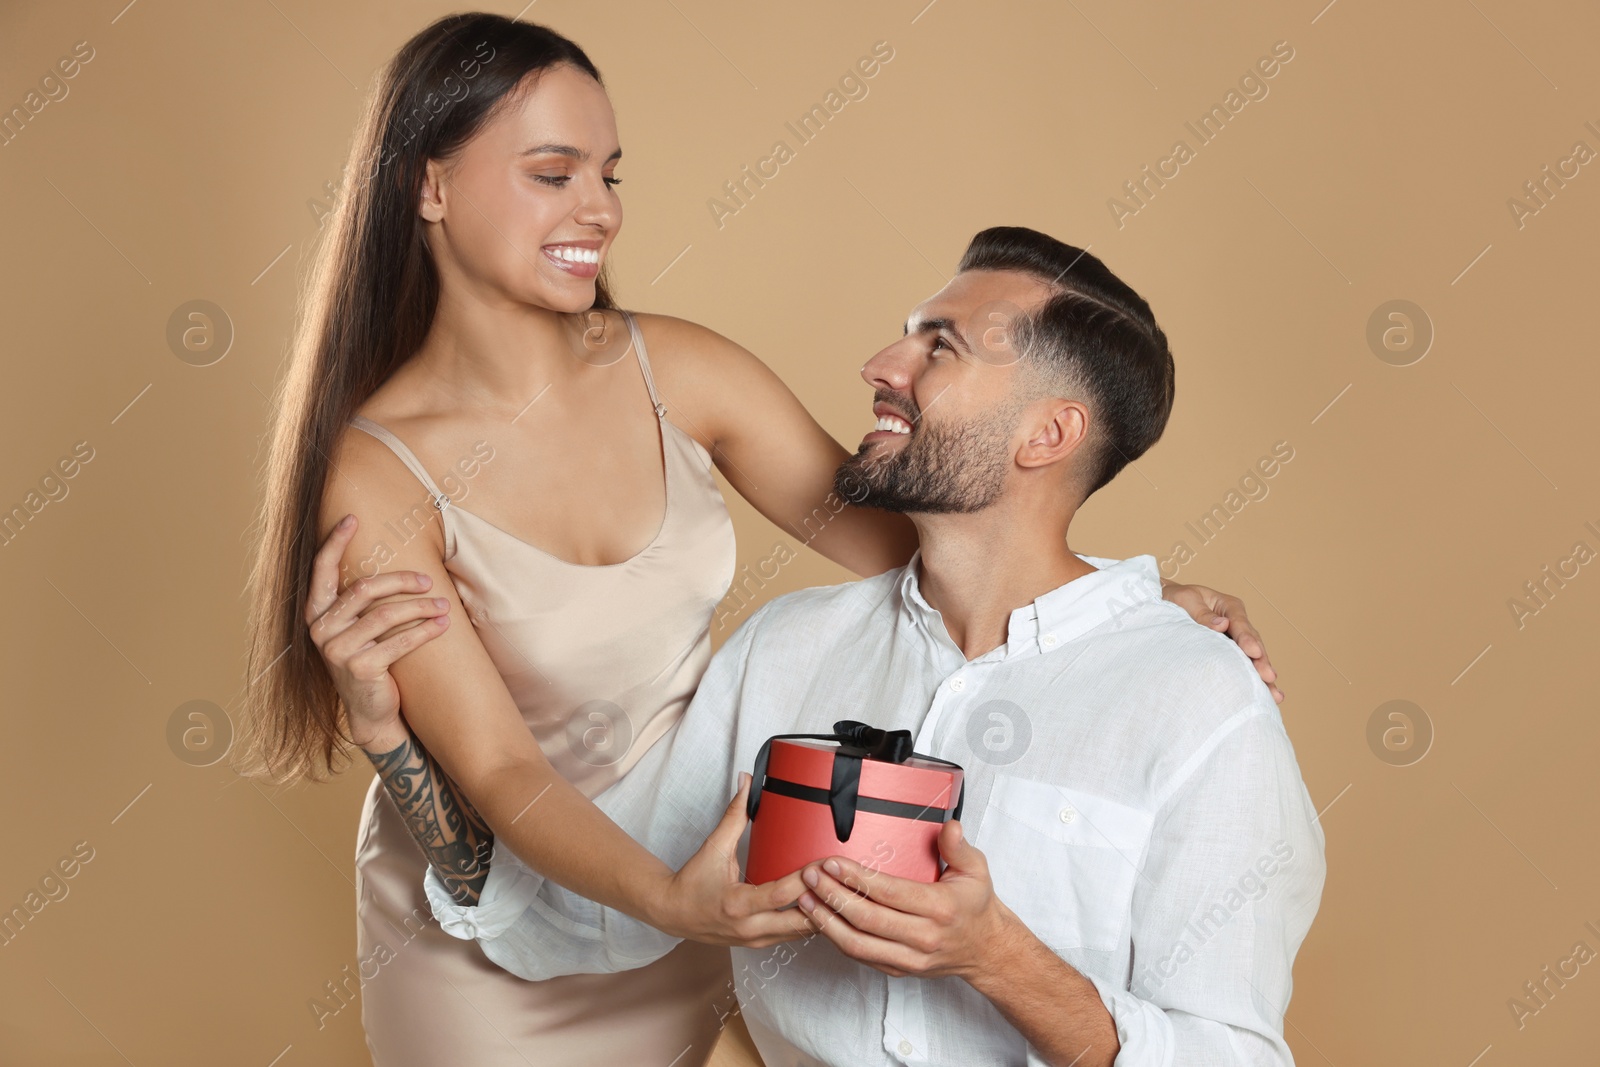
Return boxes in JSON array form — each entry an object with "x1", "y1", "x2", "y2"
[{"x1": 427, "y1": 226, "x2": 1326, "y2": 1064}]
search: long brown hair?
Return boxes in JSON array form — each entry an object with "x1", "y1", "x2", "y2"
[{"x1": 236, "y1": 14, "x2": 616, "y2": 782}]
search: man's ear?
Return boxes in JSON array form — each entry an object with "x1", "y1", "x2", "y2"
[
  {"x1": 1016, "y1": 398, "x2": 1091, "y2": 470},
  {"x1": 419, "y1": 158, "x2": 448, "y2": 223}
]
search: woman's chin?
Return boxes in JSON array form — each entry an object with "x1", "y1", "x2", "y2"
[{"x1": 529, "y1": 281, "x2": 599, "y2": 315}]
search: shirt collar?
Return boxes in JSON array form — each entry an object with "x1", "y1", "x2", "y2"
[{"x1": 896, "y1": 547, "x2": 1163, "y2": 658}]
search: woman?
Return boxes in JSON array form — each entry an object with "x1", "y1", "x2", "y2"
[{"x1": 239, "y1": 13, "x2": 1280, "y2": 1066}]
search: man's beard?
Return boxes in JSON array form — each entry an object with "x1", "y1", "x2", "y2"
[{"x1": 834, "y1": 399, "x2": 1019, "y2": 514}]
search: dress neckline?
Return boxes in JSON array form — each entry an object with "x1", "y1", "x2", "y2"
[
  {"x1": 348, "y1": 312, "x2": 681, "y2": 571},
  {"x1": 449, "y1": 415, "x2": 677, "y2": 570}
]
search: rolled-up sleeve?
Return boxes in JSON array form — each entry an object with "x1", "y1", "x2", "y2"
[
  {"x1": 1028, "y1": 705, "x2": 1326, "y2": 1066},
  {"x1": 423, "y1": 604, "x2": 768, "y2": 982}
]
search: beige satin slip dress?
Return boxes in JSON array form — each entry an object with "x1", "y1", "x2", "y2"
[{"x1": 347, "y1": 312, "x2": 740, "y2": 1066}]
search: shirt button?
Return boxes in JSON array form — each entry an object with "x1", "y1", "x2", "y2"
[
  {"x1": 1059, "y1": 805, "x2": 1077, "y2": 824},
  {"x1": 949, "y1": 677, "x2": 966, "y2": 692},
  {"x1": 1042, "y1": 633, "x2": 1057, "y2": 647},
  {"x1": 897, "y1": 1039, "x2": 914, "y2": 1056}
]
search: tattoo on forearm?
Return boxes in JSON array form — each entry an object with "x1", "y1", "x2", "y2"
[{"x1": 365, "y1": 729, "x2": 495, "y2": 907}]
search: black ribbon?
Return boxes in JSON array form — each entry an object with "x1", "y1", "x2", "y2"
[{"x1": 745, "y1": 719, "x2": 965, "y2": 843}]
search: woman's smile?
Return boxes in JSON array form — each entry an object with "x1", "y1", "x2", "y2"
[{"x1": 542, "y1": 240, "x2": 603, "y2": 278}]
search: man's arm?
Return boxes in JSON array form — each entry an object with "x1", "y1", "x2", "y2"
[
  {"x1": 799, "y1": 704, "x2": 1326, "y2": 1066},
  {"x1": 1067, "y1": 706, "x2": 1326, "y2": 1064},
  {"x1": 967, "y1": 920, "x2": 1118, "y2": 1067},
  {"x1": 796, "y1": 820, "x2": 1120, "y2": 1067},
  {"x1": 984, "y1": 707, "x2": 1324, "y2": 1066}
]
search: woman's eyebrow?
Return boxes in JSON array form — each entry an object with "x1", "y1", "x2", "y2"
[{"x1": 519, "y1": 143, "x2": 624, "y2": 163}]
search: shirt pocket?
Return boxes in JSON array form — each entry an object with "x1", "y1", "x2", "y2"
[{"x1": 974, "y1": 773, "x2": 1154, "y2": 954}]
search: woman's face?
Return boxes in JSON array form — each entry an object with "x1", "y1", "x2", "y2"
[{"x1": 419, "y1": 64, "x2": 622, "y2": 314}]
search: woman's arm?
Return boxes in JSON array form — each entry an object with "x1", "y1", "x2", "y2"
[
  {"x1": 636, "y1": 314, "x2": 1282, "y2": 698},
  {"x1": 632, "y1": 313, "x2": 919, "y2": 579},
  {"x1": 311, "y1": 431, "x2": 809, "y2": 944},
  {"x1": 363, "y1": 721, "x2": 495, "y2": 907}
]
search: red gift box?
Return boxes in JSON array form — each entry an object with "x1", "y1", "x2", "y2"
[{"x1": 744, "y1": 720, "x2": 965, "y2": 885}]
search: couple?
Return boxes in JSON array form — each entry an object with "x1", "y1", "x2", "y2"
[
  {"x1": 347, "y1": 228, "x2": 1326, "y2": 1067},
  {"x1": 240, "y1": 12, "x2": 1318, "y2": 1067}
]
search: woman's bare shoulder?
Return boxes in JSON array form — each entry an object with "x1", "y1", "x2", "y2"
[
  {"x1": 627, "y1": 310, "x2": 732, "y2": 349},
  {"x1": 625, "y1": 311, "x2": 813, "y2": 459},
  {"x1": 626, "y1": 311, "x2": 769, "y2": 387},
  {"x1": 320, "y1": 418, "x2": 448, "y2": 562}
]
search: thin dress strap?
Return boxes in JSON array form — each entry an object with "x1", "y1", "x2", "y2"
[
  {"x1": 622, "y1": 311, "x2": 666, "y2": 418},
  {"x1": 347, "y1": 415, "x2": 458, "y2": 560}
]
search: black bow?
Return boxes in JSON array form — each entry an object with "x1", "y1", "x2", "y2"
[{"x1": 746, "y1": 719, "x2": 964, "y2": 843}]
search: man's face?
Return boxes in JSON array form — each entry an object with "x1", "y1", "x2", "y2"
[{"x1": 835, "y1": 269, "x2": 1056, "y2": 514}]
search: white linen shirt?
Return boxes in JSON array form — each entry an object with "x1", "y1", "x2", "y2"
[{"x1": 426, "y1": 552, "x2": 1326, "y2": 1066}]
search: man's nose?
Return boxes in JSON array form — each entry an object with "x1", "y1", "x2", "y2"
[{"x1": 861, "y1": 340, "x2": 917, "y2": 393}]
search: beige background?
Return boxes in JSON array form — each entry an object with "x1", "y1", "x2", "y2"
[{"x1": 2, "y1": 0, "x2": 1597, "y2": 1064}]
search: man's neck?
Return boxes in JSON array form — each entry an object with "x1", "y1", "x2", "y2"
[{"x1": 910, "y1": 506, "x2": 1096, "y2": 660}]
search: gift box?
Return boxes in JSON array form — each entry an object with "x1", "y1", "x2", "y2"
[{"x1": 744, "y1": 720, "x2": 965, "y2": 885}]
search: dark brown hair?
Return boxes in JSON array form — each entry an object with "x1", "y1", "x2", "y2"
[
  {"x1": 958, "y1": 226, "x2": 1175, "y2": 496},
  {"x1": 237, "y1": 14, "x2": 614, "y2": 782}
]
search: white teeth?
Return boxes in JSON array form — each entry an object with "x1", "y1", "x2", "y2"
[
  {"x1": 874, "y1": 415, "x2": 912, "y2": 435},
  {"x1": 548, "y1": 245, "x2": 599, "y2": 264}
]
